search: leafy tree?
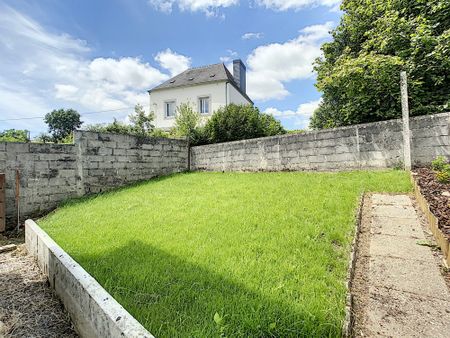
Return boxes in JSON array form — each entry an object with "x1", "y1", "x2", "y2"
[
  {"x1": 203, "y1": 104, "x2": 285, "y2": 144},
  {"x1": 312, "y1": 0, "x2": 450, "y2": 129},
  {"x1": 34, "y1": 132, "x2": 53, "y2": 143},
  {"x1": 129, "y1": 104, "x2": 155, "y2": 136},
  {"x1": 86, "y1": 119, "x2": 133, "y2": 134},
  {"x1": 172, "y1": 103, "x2": 202, "y2": 143},
  {"x1": 44, "y1": 108, "x2": 83, "y2": 142},
  {"x1": 0, "y1": 129, "x2": 29, "y2": 142}
]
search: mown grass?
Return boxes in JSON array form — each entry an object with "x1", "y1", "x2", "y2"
[{"x1": 39, "y1": 171, "x2": 411, "y2": 337}]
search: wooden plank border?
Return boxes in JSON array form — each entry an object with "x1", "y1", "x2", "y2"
[
  {"x1": 0, "y1": 173, "x2": 5, "y2": 232},
  {"x1": 411, "y1": 173, "x2": 450, "y2": 266}
]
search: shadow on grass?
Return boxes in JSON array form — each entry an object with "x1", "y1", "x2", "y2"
[{"x1": 76, "y1": 240, "x2": 341, "y2": 338}]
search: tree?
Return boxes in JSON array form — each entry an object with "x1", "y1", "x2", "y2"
[
  {"x1": 44, "y1": 109, "x2": 82, "y2": 142},
  {"x1": 86, "y1": 119, "x2": 133, "y2": 134},
  {"x1": 129, "y1": 104, "x2": 155, "y2": 136},
  {"x1": 312, "y1": 0, "x2": 450, "y2": 129},
  {"x1": 172, "y1": 103, "x2": 201, "y2": 143},
  {"x1": 203, "y1": 104, "x2": 286, "y2": 144},
  {"x1": 0, "y1": 129, "x2": 29, "y2": 142}
]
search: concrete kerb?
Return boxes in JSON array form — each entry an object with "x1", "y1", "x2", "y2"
[
  {"x1": 25, "y1": 219, "x2": 154, "y2": 338},
  {"x1": 342, "y1": 193, "x2": 364, "y2": 338}
]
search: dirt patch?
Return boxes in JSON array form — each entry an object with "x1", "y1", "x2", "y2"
[
  {"x1": 0, "y1": 244, "x2": 77, "y2": 338},
  {"x1": 351, "y1": 193, "x2": 372, "y2": 337},
  {"x1": 413, "y1": 167, "x2": 450, "y2": 237}
]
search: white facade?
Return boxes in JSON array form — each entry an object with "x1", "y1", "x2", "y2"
[{"x1": 150, "y1": 81, "x2": 252, "y2": 130}]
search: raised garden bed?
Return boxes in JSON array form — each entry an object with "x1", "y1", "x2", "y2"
[{"x1": 412, "y1": 167, "x2": 450, "y2": 265}]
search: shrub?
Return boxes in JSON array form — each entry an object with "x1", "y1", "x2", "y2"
[
  {"x1": 436, "y1": 170, "x2": 450, "y2": 184},
  {"x1": 431, "y1": 156, "x2": 448, "y2": 171},
  {"x1": 172, "y1": 103, "x2": 201, "y2": 143},
  {"x1": 203, "y1": 104, "x2": 285, "y2": 144}
]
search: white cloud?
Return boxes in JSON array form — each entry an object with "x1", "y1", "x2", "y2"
[
  {"x1": 148, "y1": 0, "x2": 238, "y2": 16},
  {"x1": 264, "y1": 99, "x2": 321, "y2": 129},
  {"x1": 219, "y1": 49, "x2": 238, "y2": 63},
  {"x1": 242, "y1": 32, "x2": 264, "y2": 40},
  {"x1": 155, "y1": 48, "x2": 191, "y2": 76},
  {"x1": 255, "y1": 0, "x2": 341, "y2": 11},
  {"x1": 246, "y1": 22, "x2": 333, "y2": 101},
  {"x1": 0, "y1": 5, "x2": 178, "y2": 133}
]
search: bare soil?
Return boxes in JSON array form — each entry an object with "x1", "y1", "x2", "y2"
[
  {"x1": 414, "y1": 167, "x2": 450, "y2": 237},
  {"x1": 0, "y1": 241, "x2": 77, "y2": 338}
]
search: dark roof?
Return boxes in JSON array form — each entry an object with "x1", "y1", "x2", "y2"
[{"x1": 149, "y1": 63, "x2": 253, "y2": 104}]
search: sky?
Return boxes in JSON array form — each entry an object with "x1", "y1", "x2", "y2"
[{"x1": 0, "y1": 0, "x2": 342, "y2": 137}]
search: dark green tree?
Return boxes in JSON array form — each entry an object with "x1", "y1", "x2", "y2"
[
  {"x1": 44, "y1": 108, "x2": 82, "y2": 142},
  {"x1": 203, "y1": 104, "x2": 285, "y2": 144},
  {"x1": 311, "y1": 0, "x2": 450, "y2": 129}
]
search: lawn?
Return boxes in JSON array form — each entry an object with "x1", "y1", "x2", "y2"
[{"x1": 39, "y1": 171, "x2": 411, "y2": 337}]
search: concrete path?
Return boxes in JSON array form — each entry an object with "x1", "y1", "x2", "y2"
[{"x1": 354, "y1": 194, "x2": 450, "y2": 337}]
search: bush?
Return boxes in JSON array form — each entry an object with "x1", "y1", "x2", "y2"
[
  {"x1": 431, "y1": 156, "x2": 448, "y2": 171},
  {"x1": 203, "y1": 104, "x2": 285, "y2": 144},
  {"x1": 436, "y1": 170, "x2": 450, "y2": 184},
  {"x1": 172, "y1": 103, "x2": 201, "y2": 143}
]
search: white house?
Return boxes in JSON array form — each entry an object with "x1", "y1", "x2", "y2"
[{"x1": 148, "y1": 59, "x2": 253, "y2": 130}]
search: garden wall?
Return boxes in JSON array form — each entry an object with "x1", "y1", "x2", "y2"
[
  {"x1": 0, "y1": 131, "x2": 189, "y2": 228},
  {"x1": 191, "y1": 112, "x2": 450, "y2": 172}
]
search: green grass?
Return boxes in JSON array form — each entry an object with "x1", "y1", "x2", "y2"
[{"x1": 39, "y1": 171, "x2": 411, "y2": 337}]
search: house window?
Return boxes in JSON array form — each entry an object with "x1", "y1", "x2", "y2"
[
  {"x1": 165, "y1": 101, "x2": 176, "y2": 118},
  {"x1": 199, "y1": 97, "x2": 210, "y2": 114}
]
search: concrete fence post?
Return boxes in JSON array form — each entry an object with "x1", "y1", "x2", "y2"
[{"x1": 400, "y1": 71, "x2": 412, "y2": 170}]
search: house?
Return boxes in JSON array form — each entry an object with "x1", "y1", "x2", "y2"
[{"x1": 148, "y1": 59, "x2": 253, "y2": 130}]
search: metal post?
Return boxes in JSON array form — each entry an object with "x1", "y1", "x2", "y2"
[{"x1": 400, "y1": 71, "x2": 412, "y2": 171}]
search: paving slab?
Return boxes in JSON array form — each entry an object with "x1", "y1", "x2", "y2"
[
  {"x1": 371, "y1": 204, "x2": 418, "y2": 219},
  {"x1": 369, "y1": 255, "x2": 449, "y2": 300},
  {"x1": 370, "y1": 233, "x2": 434, "y2": 262},
  {"x1": 367, "y1": 286, "x2": 450, "y2": 337},
  {"x1": 371, "y1": 194, "x2": 412, "y2": 206},
  {"x1": 371, "y1": 216, "x2": 423, "y2": 237}
]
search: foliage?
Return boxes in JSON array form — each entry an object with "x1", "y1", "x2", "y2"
[
  {"x1": 86, "y1": 105, "x2": 156, "y2": 138},
  {"x1": 44, "y1": 109, "x2": 83, "y2": 142},
  {"x1": 431, "y1": 156, "x2": 448, "y2": 171},
  {"x1": 312, "y1": 0, "x2": 450, "y2": 129},
  {"x1": 0, "y1": 129, "x2": 29, "y2": 142},
  {"x1": 40, "y1": 171, "x2": 411, "y2": 337},
  {"x1": 129, "y1": 104, "x2": 155, "y2": 136},
  {"x1": 203, "y1": 104, "x2": 286, "y2": 144},
  {"x1": 150, "y1": 128, "x2": 170, "y2": 138},
  {"x1": 86, "y1": 119, "x2": 133, "y2": 134},
  {"x1": 436, "y1": 170, "x2": 450, "y2": 184},
  {"x1": 432, "y1": 156, "x2": 450, "y2": 183},
  {"x1": 172, "y1": 103, "x2": 201, "y2": 143},
  {"x1": 34, "y1": 132, "x2": 53, "y2": 143}
]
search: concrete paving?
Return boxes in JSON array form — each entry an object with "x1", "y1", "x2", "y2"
[{"x1": 363, "y1": 194, "x2": 450, "y2": 337}]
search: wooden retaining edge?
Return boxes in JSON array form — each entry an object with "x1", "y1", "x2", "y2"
[
  {"x1": 411, "y1": 173, "x2": 450, "y2": 267},
  {"x1": 342, "y1": 193, "x2": 365, "y2": 338}
]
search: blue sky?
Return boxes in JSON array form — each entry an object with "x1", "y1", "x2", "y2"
[{"x1": 0, "y1": 0, "x2": 341, "y2": 136}]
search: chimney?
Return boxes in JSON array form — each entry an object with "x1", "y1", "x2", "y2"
[{"x1": 233, "y1": 59, "x2": 246, "y2": 94}]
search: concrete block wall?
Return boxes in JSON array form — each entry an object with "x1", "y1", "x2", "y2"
[
  {"x1": 0, "y1": 131, "x2": 189, "y2": 228},
  {"x1": 191, "y1": 112, "x2": 449, "y2": 172}
]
